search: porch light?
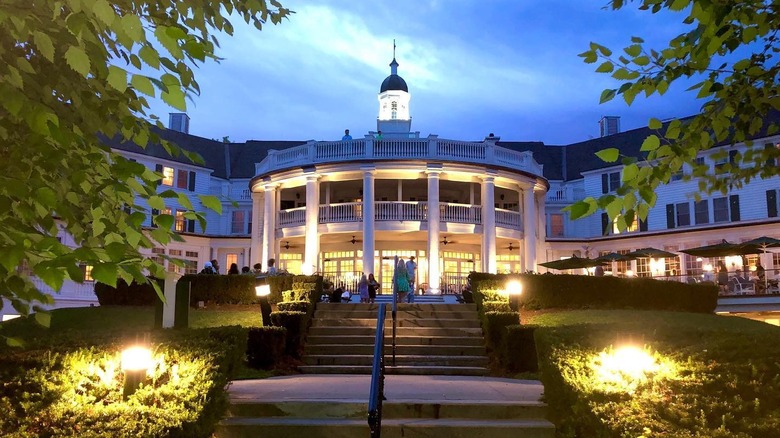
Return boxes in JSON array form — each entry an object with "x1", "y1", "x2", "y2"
[
  {"x1": 255, "y1": 283, "x2": 272, "y2": 326},
  {"x1": 506, "y1": 280, "x2": 522, "y2": 296},
  {"x1": 121, "y1": 346, "x2": 152, "y2": 397},
  {"x1": 703, "y1": 263, "x2": 713, "y2": 272}
]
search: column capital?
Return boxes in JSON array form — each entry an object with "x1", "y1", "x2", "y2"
[
  {"x1": 426, "y1": 163, "x2": 443, "y2": 175},
  {"x1": 361, "y1": 165, "x2": 377, "y2": 175},
  {"x1": 305, "y1": 173, "x2": 320, "y2": 182},
  {"x1": 251, "y1": 191, "x2": 263, "y2": 200},
  {"x1": 262, "y1": 182, "x2": 279, "y2": 192},
  {"x1": 518, "y1": 181, "x2": 534, "y2": 191}
]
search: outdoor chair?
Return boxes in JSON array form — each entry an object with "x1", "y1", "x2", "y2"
[{"x1": 731, "y1": 277, "x2": 755, "y2": 295}]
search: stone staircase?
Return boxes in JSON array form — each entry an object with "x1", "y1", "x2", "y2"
[
  {"x1": 300, "y1": 303, "x2": 489, "y2": 376},
  {"x1": 216, "y1": 376, "x2": 556, "y2": 438},
  {"x1": 373, "y1": 293, "x2": 445, "y2": 304}
]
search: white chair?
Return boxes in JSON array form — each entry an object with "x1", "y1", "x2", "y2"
[{"x1": 731, "y1": 277, "x2": 755, "y2": 295}]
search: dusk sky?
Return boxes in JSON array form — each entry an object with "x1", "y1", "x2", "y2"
[{"x1": 148, "y1": 0, "x2": 706, "y2": 145}]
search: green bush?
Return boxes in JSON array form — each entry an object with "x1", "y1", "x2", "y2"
[
  {"x1": 246, "y1": 327, "x2": 287, "y2": 369},
  {"x1": 0, "y1": 326, "x2": 247, "y2": 438},
  {"x1": 470, "y1": 273, "x2": 717, "y2": 313},
  {"x1": 181, "y1": 274, "x2": 258, "y2": 305},
  {"x1": 502, "y1": 325, "x2": 538, "y2": 373},
  {"x1": 483, "y1": 311, "x2": 520, "y2": 349},
  {"x1": 94, "y1": 278, "x2": 162, "y2": 306},
  {"x1": 270, "y1": 311, "x2": 306, "y2": 357},
  {"x1": 482, "y1": 300, "x2": 511, "y2": 313},
  {"x1": 277, "y1": 301, "x2": 310, "y2": 313}
]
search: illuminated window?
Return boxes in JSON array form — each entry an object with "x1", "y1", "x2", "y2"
[
  {"x1": 226, "y1": 253, "x2": 238, "y2": 268},
  {"x1": 550, "y1": 214, "x2": 564, "y2": 237},
  {"x1": 184, "y1": 260, "x2": 198, "y2": 275},
  {"x1": 612, "y1": 216, "x2": 638, "y2": 234},
  {"x1": 175, "y1": 210, "x2": 186, "y2": 232},
  {"x1": 185, "y1": 251, "x2": 198, "y2": 258},
  {"x1": 391, "y1": 101, "x2": 397, "y2": 119},
  {"x1": 169, "y1": 249, "x2": 182, "y2": 256},
  {"x1": 80, "y1": 263, "x2": 94, "y2": 281},
  {"x1": 162, "y1": 166, "x2": 174, "y2": 186}
]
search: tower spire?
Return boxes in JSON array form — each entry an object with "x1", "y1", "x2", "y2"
[
  {"x1": 393, "y1": 39, "x2": 396, "y2": 59},
  {"x1": 390, "y1": 40, "x2": 399, "y2": 75}
]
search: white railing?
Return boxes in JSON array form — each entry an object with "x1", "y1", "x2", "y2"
[
  {"x1": 278, "y1": 207, "x2": 305, "y2": 227},
  {"x1": 31, "y1": 277, "x2": 96, "y2": 298},
  {"x1": 496, "y1": 209, "x2": 522, "y2": 230},
  {"x1": 441, "y1": 203, "x2": 481, "y2": 224},
  {"x1": 255, "y1": 137, "x2": 544, "y2": 176},
  {"x1": 547, "y1": 188, "x2": 568, "y2": 202},
  {"x1": 375, "y1": 201, "x2": 426, "y2": 221},
  {"x1": 319, "y1": 202, "x2": 363, "y2": 223},
  {"x1": 239, "y1": 188, "x2": 251, "y2": 200}
]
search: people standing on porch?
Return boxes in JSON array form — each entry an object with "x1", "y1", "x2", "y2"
[
  {"x1": 368, "y1": 273, "x2": 380, "y2": 303},
  {"x1": 375, "y1": 130, "x2": 383, "y2": 140},
  {"x1": 211, "y1": 259, "x2": 220, "y2": 274},
  {"x1": 756, "y1": 261, "x2": 766, "y2": 293},
  {"x1": 228, "y1": 263, "x2": 239, "y2": 275},
  {"x1": 342, "y1": 129, "x2": 352, "y2": 141},
  {"x1": 253, "y1": 263, "x2": 263, "y2": 275},
  {"x1": 405, "y1": 256, "x2": 417, "y2": 303},
  {"x1": 717, "y1": 261, "x2": 729, "y2": 294},
  {"x1": 358, "y1": 273, "x2": 369, "y2": 303},
  {"x1": 395, "y1": 258, "x2": 410, "y2": 303},
  {"x1": 267, "y1": 258, "x2": 277, "y2": 275}
]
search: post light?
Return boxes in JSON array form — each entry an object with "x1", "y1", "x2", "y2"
[
  {"x1": 121, "y1": 346, "x2": 152, "y2": 397},
  {"x1": 506, "y1": 280, "x2": 522, "y2": 312},
  {"x1": 626, "y1": 269, "x2": 635, "y2": 278},
  {"x1": 255, "y1": 283, "x2": 272, "y2": 326}
]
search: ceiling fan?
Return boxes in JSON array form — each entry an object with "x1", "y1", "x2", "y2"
[
  {"x1": 442, "y1": 236, "x2": 456, "y2": 246},
  {"x1": 508, "y1": 242, "x2": 515, "y2": 251},
  {"x1": 349, "y1": 235, "x2": 362, "y2": 245},
  {"x1": 282, "y1": 241, "x2": 299, "y2": 250}
]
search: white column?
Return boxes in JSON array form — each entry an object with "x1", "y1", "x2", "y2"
[
  {"x1": 522, "y1": 182, "x2": 537, "y2": 272},
  {"x1": 535, "y1": 188, "x2": 546, "y2": 267},
  {"x1": 481, "y1": 173, "x2": 497, "y2": 273},
  {"x1": 250, "y1": 191, "x2": 263, "y2": 266},
  {"x1": 362, "y1": 167, "x2": 376, "y2": 276},
  {"x1": 427, "y1": 167, "x2": 442, "y2": 294},
  {"x1": 304, "y1": 174, "x2": 320, "y2": 275},
  {"x1": 261, "y1": 183, "x2": 277, "y2": 269},
  {"x1": 274, "y1": 186, "x2": 281, "y2": 258}
]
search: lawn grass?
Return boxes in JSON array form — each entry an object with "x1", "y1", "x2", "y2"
[{"x1": 524, "y1": 309, "x2": 780, "y2": 437}]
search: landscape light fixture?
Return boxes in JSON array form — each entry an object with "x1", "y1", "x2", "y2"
[
  {"x1": 505, "y1": 279, "x2": 522, "y2": 311},
  {"x1": 594, "y1": 345, "x2": 660, "y2": 387},
  {"x1": 255, "y1": 283, "x2": 272, "y2": 326},
  {"x1": 121, "y1": 345, "x2": 152, "y2": 397}
]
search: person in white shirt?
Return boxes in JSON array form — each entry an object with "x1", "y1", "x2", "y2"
[{"x1": 405, "y1": 256, "x2": 417, "y2": 303}]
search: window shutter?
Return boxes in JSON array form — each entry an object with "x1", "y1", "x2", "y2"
[
  {"x1": 601, "y1": 174, "x2": 608, "y2": 194},
  {"x1": 666, "y1": 204, "x2": 675, "y2": 229},
  {"x1": 728, "y1": 149, "x2": 738, "y2": 165},
  {"x1": 601, "y1": 212, "x2": 609, "y2": 236},
  {"x1": 767, "y1": 190, "x2": 778, "y2": 218},
  {"x1": 189, "y1": 171, "x2": 196, "y2": 191},
  {"x1": 729, "y1": 195, "x2": 740, "y2": 222},
  {"x1": 155, "y1": 164, "x2": 163, "y2": 186},
  {"x1": 151, "y1": 208, "x2": 159, "y2": 228},
  {"x1": 639, "y1": 218, "x2": 648, "y2": 232},
  {"x1": 765, "y1": 143, "x2": 776, "y2": 167},
  {"x1": 187, "y1": 219, "x2": 195, "y2": 233}
]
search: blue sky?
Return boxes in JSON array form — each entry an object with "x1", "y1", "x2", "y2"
[{"x1": 148, "y1": 0, "x2": 705, "y2": 145}]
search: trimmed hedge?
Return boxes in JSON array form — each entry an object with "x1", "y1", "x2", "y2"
[
  {"x1": 0, "y1": 326, "x2": 247, "y2": 438},
  {"x1": 270, "y1": 311, "x2": 307, "y2": 357},
  {"x1": 483, "y1": 311, "x2": 520, "y2": 349},
  {"x1": 246, "y1": 327, "x2": 287, "y2": 369},
  {"x1": 94, "y1": 278, "x2": 163, "y2": 306},
  {"x1": 482, "y1": 300, "x2": 512, "y2": 313},
  {"x1": 180, "y1": 274, "x2": 258, "y2": 305},
  {"x1": 470, "y1": 273, "x2": 718, "y2": 313},
  {"x1": 501, "y1": 325, "x2": 538, "y2": 373},
  {"x1": 277, "y1": 301, "x2": 310, "y2": 312}
]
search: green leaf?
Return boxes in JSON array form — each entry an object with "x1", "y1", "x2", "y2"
[
  {"x1": 596, "y1": 61, "x2": 614, "y2": 73},
  {"x1": 120, "y1": 14, "x2": 144, "y2": 42},
  {"x1": 6, "y1": 337, "x2": 24, "y2": 347},
  {"x1": 34, "y1": 266, "x2": 65, "y2": 291},
  {"x1": 177, "y1": 192, "x2": 194, "y2": 210},
  {"x1": 148, "y1": 195, "x2": 165, "y2": 210},
  {"x1": 625, "y1": 44, "x2": 642, "y2": 57},
  {"x1": 606, "y1": 198, "x2": 623, "y2": 219},
  {"x1": 0, "y1": 246, "x2": 24, "y2": 272},
  {"x1": 93, "y1": 0, "x2": 116, "y2": 25},
  {"x1": 155, "y1": 214, "x2": 174, "y2": 229},
  {"x1": 162, "y1": 87, "x2": 186, "y2": 111},
  {"x1": 595, "y1": 148, "x2": 620, "y2": 163},
  {"x1": 107, "y1": 66, "x2": 127, "y2": 92},
  {"x1": 648, "y1": 118, "x2": 662, "y2": 130},
  {"x1": 622, "y1": 163, "x2": 639, "y2": 181},
  {"x1": 33, "y1": 31, "x2": 55, "y2": 62},
  {"x1": 198, "y1": 194, "x2": 222, "y2": 214},
  {"x1": 34, "y1": 311, "x2": 51, "y2": 328},
  {"x1": 599, "y1": 89, "x2": 616, "y2": 104},
  {"x1": 91, "y1": 263, "x2": 118, "y2": 287},
  {"x1": 640, "y1": 135, "x2": 661, "y2": 152},
  {"x1": 131, "y1": 74, "x2": 155, "y2": 97},
  {"x1": 64, "y1": 46, "x2": 90, "y2": 76}
]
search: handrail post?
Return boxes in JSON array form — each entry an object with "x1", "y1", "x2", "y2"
[
  {"x1": 368, "y1": 303, "x2": 387, "y2": 438},
  {"x1": 392, "y1": 255, "x2": 397, "y2": 367}
]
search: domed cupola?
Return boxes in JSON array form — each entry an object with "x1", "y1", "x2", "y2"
[{"x1": 377, "y1": 43, "x2": 412, "y2": 136}]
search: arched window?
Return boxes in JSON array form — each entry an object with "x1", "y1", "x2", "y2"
[{"x1": 391, "y1": 101, "x2": 397, "y2": 119}]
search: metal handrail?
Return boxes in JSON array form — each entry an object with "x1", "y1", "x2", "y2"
[
  {"x1": 392, "y1": 255, "x2": 398, "y2": 366},
  {"x1": 367, "y1": 303, "x2": 387, "y2": 437}
]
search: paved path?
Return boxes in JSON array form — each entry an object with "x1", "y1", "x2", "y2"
[{"x1": 228, "y1": 374, "x2": 545, "y2": 403}]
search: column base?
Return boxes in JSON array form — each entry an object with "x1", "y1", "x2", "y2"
[{"x1": 427, "y1": 287, "x2": 441, "y2": 295}]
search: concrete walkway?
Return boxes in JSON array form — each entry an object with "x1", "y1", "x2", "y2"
[{"x1": 228, "y1": 374, "x2": 545, "y2": 403}]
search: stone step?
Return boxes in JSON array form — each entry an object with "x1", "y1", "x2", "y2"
[
  {"x1": 296, "y1": 365, "x2": 490, "y2": 376},
  {"x1": 308, "y1": 326, "x2": 483, "y2": 337},
  {"x1": 311, "y1": 317, "x2": 481, "y2": 328},
  {"x1": 306, "y1": 335, "x2": 485, "y2": 346},
  {"x1": 314, "y1": 309, "x2": 481, "y2": 319},
  {"x1": 304, "y1": 344, "x2": 486, "y2": 356},
  {"x1": 217, "y1": 417, "x2": 554, "y2": 438},
  {"x1": 228, "y1": 400, "x2": 548, "y2": 420},
  {"x1": 317, "y1": 303, "x2": 476, "y2": 312},
  {"x1": 303, "y1": 354, "x2": 489, "y2": 367}
]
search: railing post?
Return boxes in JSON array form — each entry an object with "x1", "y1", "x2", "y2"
[
  {"x1": 427, "y1": 134, "x2": 438, "y2": 157},
  {"x1": 366, "y1": 138, "x2": 374, "y2": 158}
]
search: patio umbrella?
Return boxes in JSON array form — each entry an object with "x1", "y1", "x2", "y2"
[
  {"x1": 595, "y1": 252, "x2": 635, "y2": 262},
  {"x1": 740, "y1": 236, "x2": 780, "y2": 291},
  {"x1": 539, "y1": 256, "x2": 604, "y2": 271},
  {"x1": 680, "y1": 240, "x2": 757, "y2": 257},
  {"x1": 626, "y1": 247, "x2": 678, "y2": 259}
]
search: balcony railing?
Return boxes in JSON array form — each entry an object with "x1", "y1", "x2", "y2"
[
  {"x1": 256, "y1": 137, "x2": 544, "y2": 176},
  {"x1": 278, "y1": 201, "x2": 523, "y2": 231},
  {"x1": 496, "y1": 209, "x2": 522, "y2": 229}
]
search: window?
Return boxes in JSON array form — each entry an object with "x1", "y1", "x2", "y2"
[
  {"x1": 664, "y1": 246, "x2": 680, "y2": 277},
  {"x1": 184, "y1": 260, "x2": 198, "y2": 275},
  {"x1": 611, "y1": 215, "x2": 639, "y2": 234},
  {"x1": 684, "y1": 253, "x2": 702, "y2": 277},
  {"x1": 767, "y1": 189, "x2": 778, "y2": 218},
  {"x1": 694, "y1": 200, "x2": 709, "y2": 224},
  {"x1": 185, "y1": 251, "x2": 199, "y2": 258},
  {"x1": 175, "y1": 210, "x2": 186, "y2": 232},
  {"x1": 391, "y1": 101, "x2": 397, "y2": 119},
  {"x1": 713, "y1": 197, "x2": 729, "y2": 222},
  {"x1": 226, "y1": 253, "x2": 238, "y2": 269},
  {"x1": 550, "y1": 214, "x2": 564, "y2": 237},
  {"x1": 675, "y1": 202, "x2": 690, "y2": 227},
  {"x1": 169, "y1": 249, "x2": 182, "y2": 256},
  {"x1": 80, "y1": 263, "x2": 94, "y2": 281},
  {"x1": 177, "y1": 169, "x2": 188, "y2": 189},
  {"x1": 636, "y1": 257, "x2": 650, "y2": 277},
  {"x1": 231, "y1": 210, "x2": 245, "y2": 234},
  {"x1": 601, "y1": 171, "x2": 620, "y2": 193},
  {"x1": 161, "y1": 166, "x2": 174, "y2": 186}
]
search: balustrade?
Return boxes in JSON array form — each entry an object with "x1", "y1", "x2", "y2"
[
  {"x1": 319, "y1": 202, "x2": 363, "y2": 224},
  {"x1": 375, "y1": 201, "x2": 426, "y2": 221},
  {"x1": 374, "y1": 139, "x2": 428, "y2": 157},
  {"x1": 495, "y1": 209, "x2": 522, "y2": 230},
  {"x1": 441, "y1": 203, "x2": 481, "y2": 224},
  {"x1": 278, "y1": 207, "x2": 306, "y2": 227}
]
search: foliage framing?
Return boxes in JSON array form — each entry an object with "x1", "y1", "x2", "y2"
[
  {"x1": 0, "y1": 1, "x2": 290, "y2": 328},
  {"x1": 570, "y1": 0, "x2": 780, "y2": 230}
]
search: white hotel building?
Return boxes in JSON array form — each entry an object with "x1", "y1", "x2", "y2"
[{"x1": 4, "y1": 57, "x2": 779, "y2": 318}]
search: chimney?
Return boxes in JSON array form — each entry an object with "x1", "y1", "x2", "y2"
[
  {"x1": 168, "y1": 113, "x2": 190, "y2": 134},
  {"x1": 599, "y1": 116, "x2": 620, "y2": 137}
]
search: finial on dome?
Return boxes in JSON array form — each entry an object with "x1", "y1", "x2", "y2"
[{"x1": 390, "y1": 39, "x2": 399, "y2": 75}]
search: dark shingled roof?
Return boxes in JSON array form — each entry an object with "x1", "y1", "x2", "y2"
[
  {"x1": 228, "y1": 140, "x2": 308, "y2": 179},
  {"x1": 495, "y1": 141, "x2": 564, "y2": 181},
  {"x1": 380, "y1": 74, "x2": 408, "y2": 93}
]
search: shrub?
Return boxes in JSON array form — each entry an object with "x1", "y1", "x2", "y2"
[
  {"x1": 94, "y1": 278, "x2": 162, "y2": 306},
  {"x1": 483, "y1": 311, "x2": 520, "y2": 349},
  {"x1": 502, "y1": 325, "x2": 538, "y2": 373},
  {"x1": 482, "y1": 300, "x2": 511, "y2": 313},
  {"x1": 270, "y1": 311, "x2": 306, "y2": 357},
  {"x1": 246, "y1": 327, "x2": 287, "y2": 369},
  {"x1": 277, "y1": 301, "x2": 310, "y2": 313},
  {"x1": 470, "y1": 273, "x2": 717, "y2": 313},
  {"x1": 181, "y1": 274, "x2": 258, "y2": 305}
]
